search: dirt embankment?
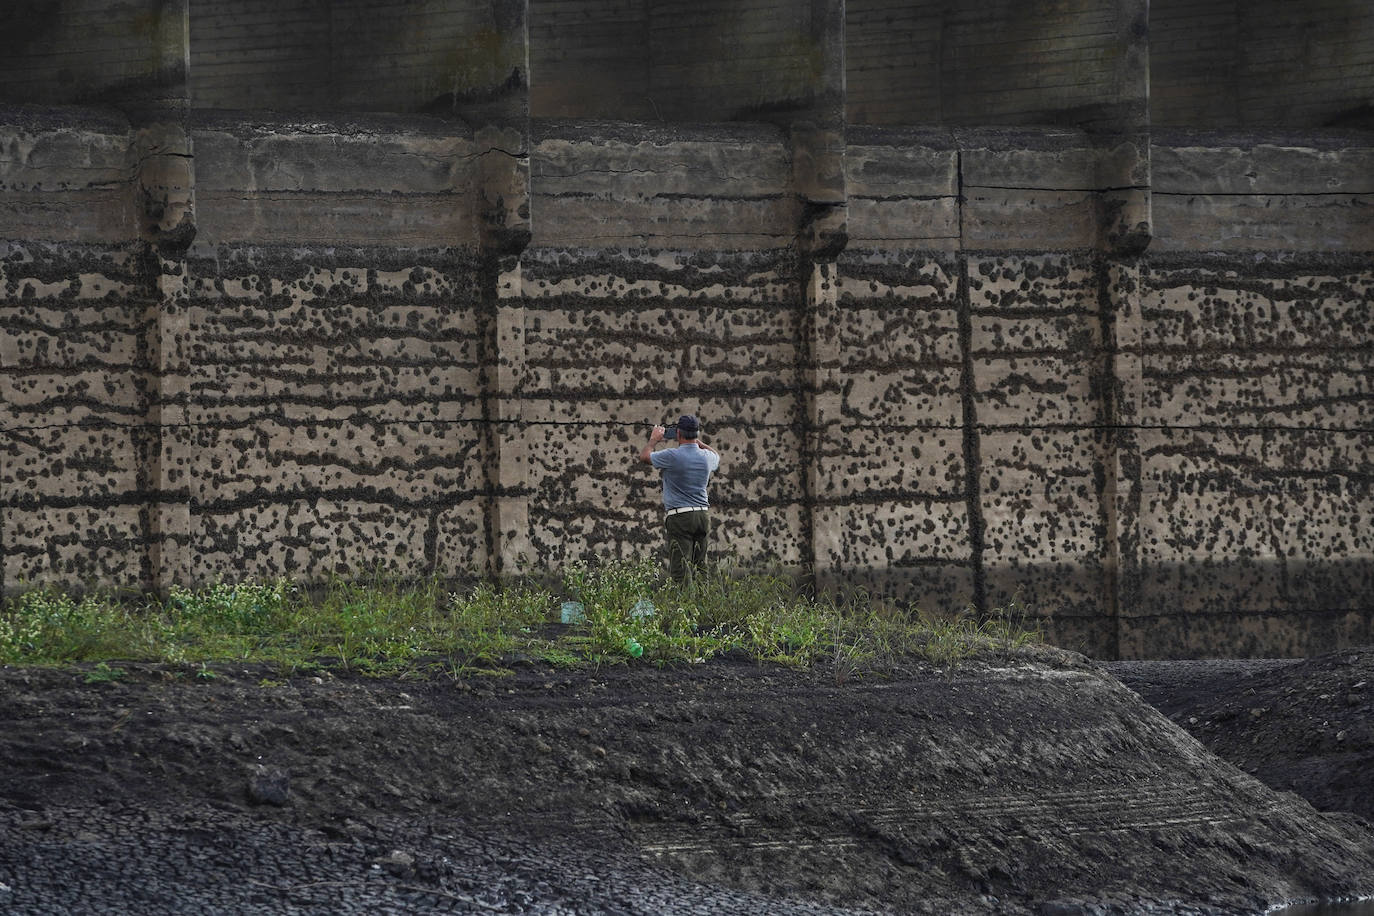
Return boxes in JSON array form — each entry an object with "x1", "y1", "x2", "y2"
[
  {"x1": 1109, "y1": 649, "x2": 1374, "y2": 823},
  {"x1": 2, "y1": 648, "x2": 1373, "y2": 914}
]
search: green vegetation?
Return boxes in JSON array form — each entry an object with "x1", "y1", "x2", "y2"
[
  {"x1": 83, "y1": 661, "x2": 126, "y2": 685},
  {"x1": 0, "y1": 560, "x2": 1042, "y2": 678}
]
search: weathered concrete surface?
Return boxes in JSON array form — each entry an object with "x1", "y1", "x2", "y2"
[
  {"x1": 0, "y1": 107, "x2": 138, "y2": 242},
  {"x1": 531, "y1": 0, "x2": 835, "y2": 123},
  {"x1": 531, "y1": 121, "x2": 797, "y2": 250},
  {"x1": 1152, "y1": 133, "x2": 1374, "y2": 252},
  {"x1": 515, "y1": 246, "x2": 807, "y2": 572},
  {"x1": 2, "y1": 3, "x2": 1373, "y2": 658},
  {"x1": 191, "y1": 113, "x2": 483, "y2": 248},
  {"x1": 181, "y1": 245, "x2": 491, "y2": 584},
  {"x1": 4, "y1": 117, "x2": 1372, "y2": 658},
  {"x1": 1124, "y1": 253, "x2": 1374, "y2": 658},
  {"x1": 1150, "y1": 0, "x2": 1374, "y2": 130}
]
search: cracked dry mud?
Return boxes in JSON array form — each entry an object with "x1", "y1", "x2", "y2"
[{"x1": 2, "y1": 647, "x2": 1373, "y2": 915}]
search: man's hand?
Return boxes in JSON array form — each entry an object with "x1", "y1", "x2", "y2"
[{"x1": 640, "y1": 425, "x2": 665, "y2": 464}]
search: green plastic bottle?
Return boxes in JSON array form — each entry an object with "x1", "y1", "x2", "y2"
[{"x1": 624, "y1": 637, "x2": 643, "y2": 658}]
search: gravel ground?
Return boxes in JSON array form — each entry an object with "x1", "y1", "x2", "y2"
[{"x1": 0, "y1": 803, "x2": 881, "y2": 915}]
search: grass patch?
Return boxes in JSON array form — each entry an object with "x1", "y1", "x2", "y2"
[{"x1": 0, "y1": 559, "x2": 1043, "y2": 678}]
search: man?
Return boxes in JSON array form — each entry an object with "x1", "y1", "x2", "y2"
[{"x1": 639, "y1": 413, "x2": 720, "y2": 582}]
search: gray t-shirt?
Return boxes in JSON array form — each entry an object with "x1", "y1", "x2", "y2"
[{"x1": 650, "y1": 442, "x2": 720, "y2": 510}]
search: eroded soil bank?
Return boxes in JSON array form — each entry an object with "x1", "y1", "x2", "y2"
[
  {"x1": 2, "y1": 647, "x2": 1373, "y2": 914},
  {"x1": 1109, "y1": 649, "x2": 1374, "y2": 823}
]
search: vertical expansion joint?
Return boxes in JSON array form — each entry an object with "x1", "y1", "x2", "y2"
[
  {"x1": 1097, "y1": 256, "x2": 1145, "y2": 657},
  {"x1": 798, "y1": 256, "x2": 820, "y2": 595},
  {"x1": 799, "y1": 254, "x2": 844, "y2": 596},
  {"x1": 1096, "y1": 258, "x2": 1123, "y2": 659},
  {"x1": 951, "y1": 144, "x2": 984, "y2": 614},
  {"x1": 474, "y1": 24, "x2": 533, "y2": 579},
  {"x1": 786, "y1": 5, "x2": 847, "y2": 597},
  {"x1": 955, "y1": 252, "x2": 987, "y2": 617},
  {"x1": 955, "y1": 146, "x2": 965, "y2": 244},
  {"x1": 477, "y1": 274, "x2": 503, "y2": 581}
]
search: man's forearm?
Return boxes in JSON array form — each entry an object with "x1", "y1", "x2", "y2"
[{"x1": 640, "y1": 425, "x2": 664, "y2": 464}]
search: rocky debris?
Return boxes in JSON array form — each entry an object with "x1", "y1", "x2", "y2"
[
  {"x1": 371, "y1": 848, "x2": 415, "y2": 877},
  {"x1": 246, "y1": 765, "x2": 290, "y2": 806}
]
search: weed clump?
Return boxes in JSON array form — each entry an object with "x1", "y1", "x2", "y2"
[
  {"x1": 0, "y1": 559, "x2": 1042, "y2": 677},
  {"x1": 0, "y1": 588, "x2": 154, "y2": 662}
]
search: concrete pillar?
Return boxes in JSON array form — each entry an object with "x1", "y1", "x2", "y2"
[
  {"x1": 1097, "y1": 140, "x2": 1152, "y2": 256},
  {"x1": 792, "y1": 0, "x2": 849, "y2": 260},
  {"x1": 1096, "y1": 0, "x2": 1152, "y2": 255},
  {"x1": 1100, "y1": 260, "x2": 1146, "y2": 658},
  {"x1": 475, "y1": 125, "x2": 534, "y2": 579},
  {"x1": 487, "y1": 261, "x2": 533, "y2": 577},
  {"x1": 466, "y1": 0, "x2": 533, "y2": 579},
  {"x1": 794, "y1": 0, "x2": 848, "y2": 592},
  {"x1": 471, "y1": 0, "x2": 532, "y2": 260},
  {"x1": 802, "y1": 261, "x2": 846, "y2": 592},
  {"x1": 144, "y1": 257, "x2": 194, "y2": 590},
  {"x1": 1096, "y1": 0, "x2": 1151, "y2": 652},
  {"x1": 127, "y1": 0, "x2": 195, "y2": 591}
]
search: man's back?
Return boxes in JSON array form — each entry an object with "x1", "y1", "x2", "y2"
[{"x1": 651, "y1": 443, "x2": 719, "y2": 509}]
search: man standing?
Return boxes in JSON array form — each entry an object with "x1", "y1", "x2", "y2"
[{"x1": 639, "y1": 413, "x2": 720, "y2": 582}]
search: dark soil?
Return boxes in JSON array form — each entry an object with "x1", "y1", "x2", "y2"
[
  {"x1": 3, "y1": 647, "x2": 1374, "y2": 914},
  {"x1": 1108, "y1": 650, "x2": 1374, "y2": 823}
]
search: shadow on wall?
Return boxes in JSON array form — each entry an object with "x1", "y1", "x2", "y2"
[{"x1": 828, "y1": 559, "x2": 1374, "y2": 661}]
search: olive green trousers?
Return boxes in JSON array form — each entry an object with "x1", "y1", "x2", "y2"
[{"x1": 665, "y1": 510, "x2": 710, "y2": 582}]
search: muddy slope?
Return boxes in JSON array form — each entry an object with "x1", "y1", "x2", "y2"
[
  {"x1": 2, "y1": 648, "x2": 1373, "y2": 915},
  {"x1": 1111, "y1": 648, "x2": 1374, "y2": 823}
]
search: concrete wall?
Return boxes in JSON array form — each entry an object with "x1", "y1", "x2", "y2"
[
  {"x1": 188, "y1": 0, "x2": 525, "y2": 114},
  {"x1": 531, "y1": 0, "x2": 1148, "y2": 127},
  {"x1": 847, "y1": 0, "x2": 1136, "y2": 127},
  {"x1": 531, "y1": 0, "x2": 830, "y2": 121},
  {"x1": 1123, "y1": 133, "x2": 1374, "y2": 656},
  {"x1": 1151, "y1": 0, "x2": 1374, "y2": 129},
  {"x1": 1, "y1": 0, "x2": 1372, "y2": 659},
  {"x1": 0, "y1": 0, "x2": 174, "y2": 107}
]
